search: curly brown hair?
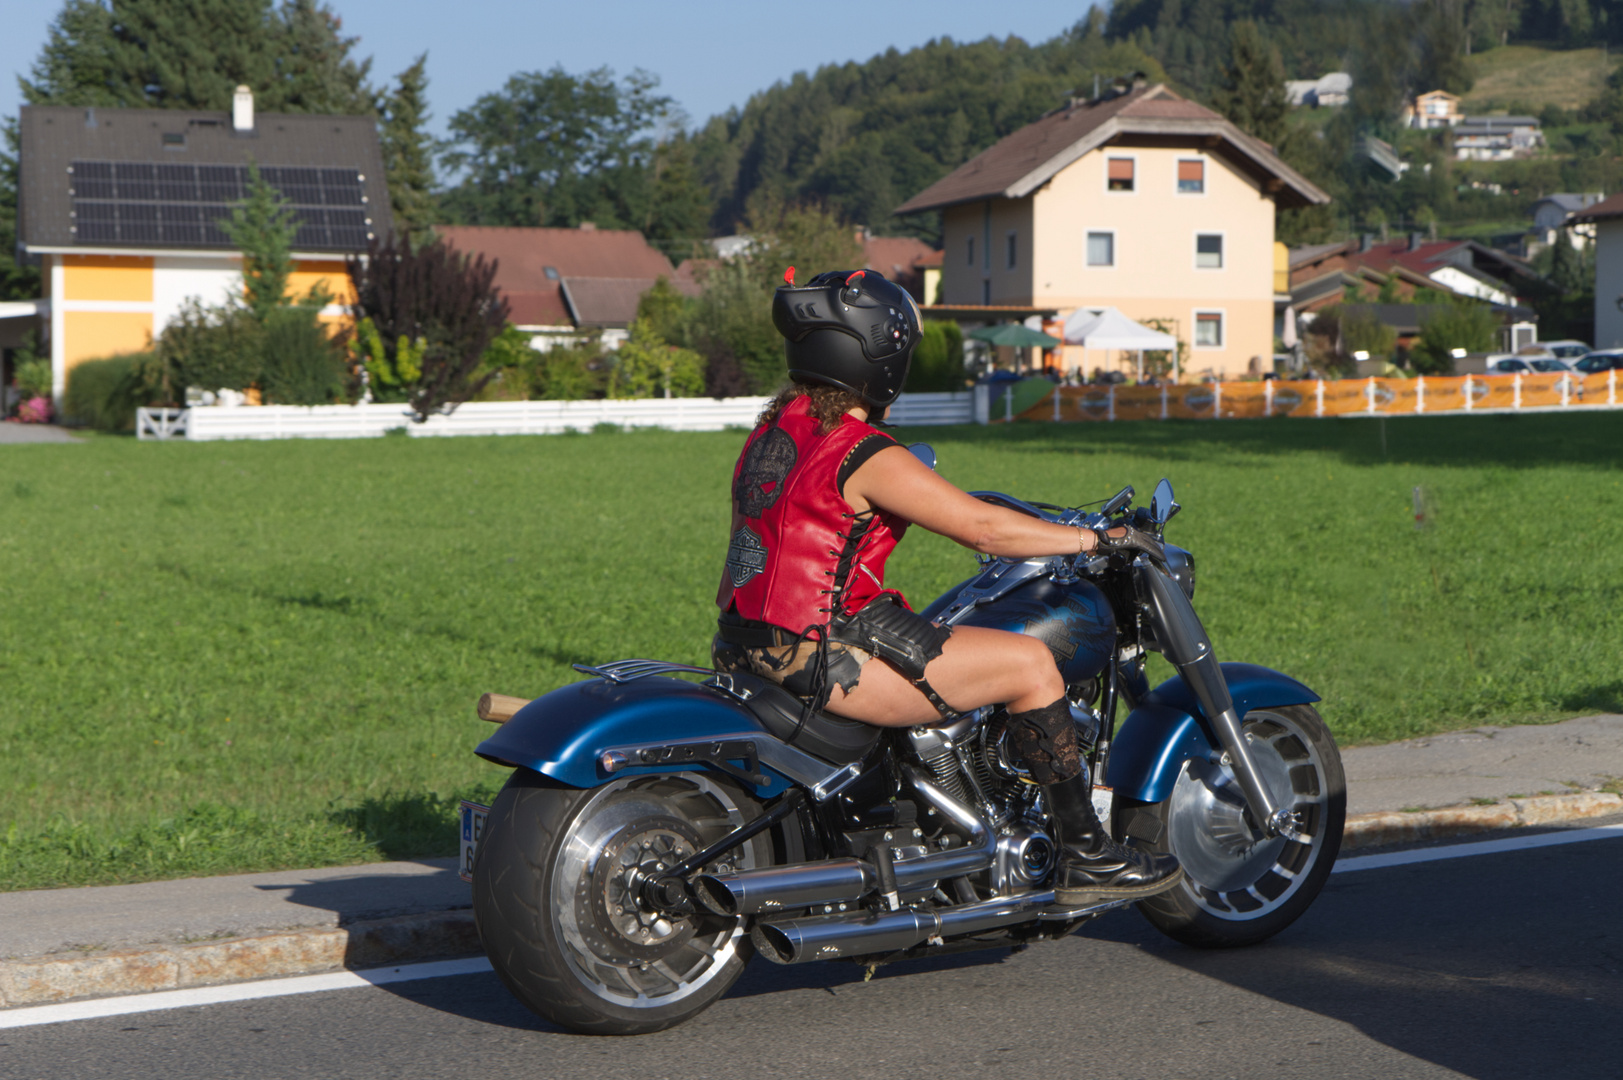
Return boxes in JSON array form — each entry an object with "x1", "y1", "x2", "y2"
[{"x1": 756, "y1": 383, "x2": 870, "y2": 434}]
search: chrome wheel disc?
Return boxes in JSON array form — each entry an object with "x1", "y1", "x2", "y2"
[
  {"x1": 551, "y1": 774, "x2": 757, "y2": 1008},
  {"x1": 1166, "y1": 709, "x2": 1331, "y2": 921}
]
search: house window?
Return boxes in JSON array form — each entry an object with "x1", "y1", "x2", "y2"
[
  {"x1": 1195, "y1": 311, "x2": 1223, "y2": 347},
  {"x1": 982, "y1": 279, "x2": 991, "y2": 305},
  {"x1": 1196, "y1": 233, "x2": 1223, "y2": 269},
  {"x1": 162, "y1": 132, "x2": 186, "y2": 149},
  {"x1": 1006, "y1": 231, "x2": 1017, "y2": 270},
  {"x1": 1087, "y1": 231, "x2": 1114, "y2": 267},
  {"x1": 967, "y1": 236, "x2": 975, "y2": 267},
  {"x1": 1177, "y1": 159, "x2": 1204, "y2": 193},
  {"x1": 1107, "y1": 157, "x2": 1134, "y2": 192}
]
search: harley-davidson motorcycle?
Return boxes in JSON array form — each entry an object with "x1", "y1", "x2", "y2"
[{"x1": 468, "y1": 460, "x2": 1345, "y2": 1035}]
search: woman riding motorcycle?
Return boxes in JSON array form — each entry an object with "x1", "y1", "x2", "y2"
[{"x1": 713, "y1": 268, "x2": 1182, "y2": 905}]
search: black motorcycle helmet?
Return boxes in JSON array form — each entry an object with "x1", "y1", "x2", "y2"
[{"x1": 771, "y1": 268, "x2": 922, "y2": 408}]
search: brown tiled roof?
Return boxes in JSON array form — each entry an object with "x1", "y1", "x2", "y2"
[
  {"x1": 861, "y1": 235, "x2": 940, "y2": 279},
  {"x1": 17, "y1": 103, "x2": 392, "y2": 252},
  {"x1": 1569, "y1": 192, "x2": 1623, "y2": 224},
  {"x1": 893, "y1": 84, "x2": 1328, "y2": 215},
  {"x1": 504, "y1": 290, "x2": 570, "y2": 327},
  {"x1": 438, "y1": 225, "x2": 683, "y2": 329},
  {"x1": 559, "y1": 277, "x2": 660, "y2": 328}
]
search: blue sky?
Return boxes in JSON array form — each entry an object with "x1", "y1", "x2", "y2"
[{"x1": 2, "y1": 1, "x2": 1093, "y2": 146}]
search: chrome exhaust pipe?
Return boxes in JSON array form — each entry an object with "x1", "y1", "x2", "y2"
[
  {"x1": 694, "y1": 767, "x2": 995, "y2": 916},
  {"x1": 752, "y1": 892, "x2": 1060, "y2": 964},
  {"x1": 693, "y1": 859, "x2": 873, "y2": 916}
]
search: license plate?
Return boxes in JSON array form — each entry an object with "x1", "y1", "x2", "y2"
[{"x1": 459, "y1": 800, "x2": 491, "y2": 883}]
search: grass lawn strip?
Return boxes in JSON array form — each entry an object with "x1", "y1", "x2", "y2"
[{"x1": 1, "y1": 412, "x2": 1618, "y2": 890}]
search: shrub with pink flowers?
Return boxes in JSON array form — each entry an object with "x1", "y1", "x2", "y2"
[{"x1": 15, "y1": 396, "x2": 52, "y2": 424}]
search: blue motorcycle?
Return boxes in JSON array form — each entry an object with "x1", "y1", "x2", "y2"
[{"x1": 468, "y1": 465, "x2": 1344, "y2": 1035}]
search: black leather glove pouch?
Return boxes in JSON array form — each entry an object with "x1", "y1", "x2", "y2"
[{"x1": 829, "y1": 598, "x2": 951, "y2": 681}]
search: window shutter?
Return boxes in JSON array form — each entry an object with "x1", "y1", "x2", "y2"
[
  {"x1": 1178, "y1": 160, "x2": 1203, "y2": 183},
  {"x1": 1108, "y1": 158, "x2": 1134, "y2": 182}
]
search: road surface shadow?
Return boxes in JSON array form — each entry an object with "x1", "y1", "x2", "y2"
[{"x1": 1095, "y1": 840, "x2": 1623, "y2": 1080}]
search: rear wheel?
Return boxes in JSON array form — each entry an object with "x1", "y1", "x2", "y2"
[
  {"x1": 1113, "y1": 704, "x2": 1344, "y2": 948},
  {"x1": 472, "y1": 769, "x2": 768, "y2": 1034}
]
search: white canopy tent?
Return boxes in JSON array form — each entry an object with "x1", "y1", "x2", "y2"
[{"x1": 1062, "y1": 306, "x2": 1179, "y2": 382}]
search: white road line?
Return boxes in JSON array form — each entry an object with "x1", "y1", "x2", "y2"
[
  {"x1": 7, "y1": 824, "x2": 1623, "y2": 1030},
  {"x1": 0, "y1": 956, "x2": 493, "y2": 1030},
  {"x1": 1335, "y1": 823, "x2": 1623, "y2": 873}
]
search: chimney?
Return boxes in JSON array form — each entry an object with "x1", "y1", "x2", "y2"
[
  {"x1": 1359, "y1": 233, "x2": 1373, "y2": 253},
  {"x1": 577, "y1": 221, "x2": 596, "y2": 232},
  {"x1": 233, "y1": 85, "x2": 254, "y2": 132},
  {"x1": 1408, "y1": 231, "x2": 1424, "y2": 252}
]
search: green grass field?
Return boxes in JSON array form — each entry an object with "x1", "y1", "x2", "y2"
[
  {"x1": 1461, "y1": 45, "x2": 1616, "y2": 113},
  {"x1": 2, "y1": 412, "x2": 1619, "y2": 891}
]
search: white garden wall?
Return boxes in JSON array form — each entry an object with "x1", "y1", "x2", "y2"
[{"x1": 137, "y1": 391, "x2": 983, "y2": 442}]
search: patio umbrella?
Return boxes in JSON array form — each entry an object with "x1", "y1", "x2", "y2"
[
  {"x1": 1062, "y1": 306, "x2": 1178, "y2": 382},
  {"x1": 966, "y1": 323, "x2": 1062, "y2": 348}
]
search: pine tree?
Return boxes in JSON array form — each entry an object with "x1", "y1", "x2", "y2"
[
  {"x1": 0, "y1": 120, "x2": 42, "y2": 302},
  {"x1": 21, "y1": 0, "x2": 372, "y2": 114},
  {"x1": 377, "y1": 53, "x2": 437, "y2": 238},
  {"x1": 225, "y1": 163, "x2": 298, "y2": 322},
  {"x1": 1212, "y1": 22, "x2": 1288, "y2": 147},
  {"x1": 645, "y1": 134, "x2": 712, "y2": 257}
]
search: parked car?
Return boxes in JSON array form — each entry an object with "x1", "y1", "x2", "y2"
[
  {"x1": 1528, "y1": 357, "x2": 1576, "y2": 373},
  {"x1": 1485, "y1": 354, "x2": 1537, "y2": 374},
  {"x1": 1533, "y1": 340, "x2": 1592, "y2": 360},
  {"x1": 1575, "y1": 351, "x2": 1623, "y2": 374}
]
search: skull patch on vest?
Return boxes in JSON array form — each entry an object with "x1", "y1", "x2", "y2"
[
  {"x1": 726, "y1": 526, "x2": 768, "y2": 588},
  {"x1": 734, "y1": 427, "x2": 797, "y2": 518}
]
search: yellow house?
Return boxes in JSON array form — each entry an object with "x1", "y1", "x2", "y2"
[
  {"x1": 17, "y1": 88, "x2": 391, "y2": 405},
  {"x1": 894, "y1": 83, "x2": 1329, "y2": 380}
]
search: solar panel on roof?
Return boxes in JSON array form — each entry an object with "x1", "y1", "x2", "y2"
[{"x1": 68, "y1": 160, "x2": 373, "y2": 250}]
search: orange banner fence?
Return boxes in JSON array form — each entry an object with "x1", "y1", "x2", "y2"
[{"x1": 1011, "y1": 371, "x2": 1621, "y2": 422}]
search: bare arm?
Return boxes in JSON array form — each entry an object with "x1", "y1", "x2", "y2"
[{"x1": 846, "y1": 444, "x2": 1102, "y2": 558}]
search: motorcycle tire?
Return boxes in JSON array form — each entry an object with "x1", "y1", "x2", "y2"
[
  {"x1": 1112, "y1": 704, "x2": 1345, "y2": 949},
  {"x1": 472, "y1": 767, "x2": 770, "y2": 1035}
]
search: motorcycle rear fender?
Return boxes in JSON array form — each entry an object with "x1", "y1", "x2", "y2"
[
  {"x1": 1104, "y1": 662, "x2": 1320, "y2": 804},
  {"x1": 476, "y1": 675, "x2": 793, "y2": 796}
]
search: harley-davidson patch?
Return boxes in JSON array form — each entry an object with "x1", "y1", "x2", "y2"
[
  {"x1": 734, "y1": 427, "x2": 797, "y2": 517},
  {"x1": 726, "y1": 526, "x2": 769, "y2": 588}
]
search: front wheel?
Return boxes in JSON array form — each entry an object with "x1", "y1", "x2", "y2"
[
  {"x1": 472, "y1": 769, "x2": 769, "y2": 1035},
  {"x1": 1113, "y1": 704, "x2": 1344, "y2": 948}
]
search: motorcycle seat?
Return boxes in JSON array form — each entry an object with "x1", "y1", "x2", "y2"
[{"x1": 718, "y1": 672, "x2": 883, "y2": 766}]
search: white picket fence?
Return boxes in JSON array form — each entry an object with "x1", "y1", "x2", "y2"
[{"x1": 136, "y1": 390, "x2": 982, "y2": 442}]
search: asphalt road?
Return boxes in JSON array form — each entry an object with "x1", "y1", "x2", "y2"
[{"x1": 4, "y1": 833, "x2": 1621, "y2": 1080}]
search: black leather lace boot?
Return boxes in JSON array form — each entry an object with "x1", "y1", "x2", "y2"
[{"x1": 1046, "y1": 772, "x2": 1183, "y2": 905}]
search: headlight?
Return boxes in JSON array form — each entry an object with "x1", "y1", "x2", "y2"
[{"x1": 1164, "y1": 544, "x2": 1195, "y2": 599}]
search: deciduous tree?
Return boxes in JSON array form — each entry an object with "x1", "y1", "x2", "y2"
[
  {"x1": 347, "y1": 235, "x2": 510, "y2": 420},
  {"x1": 439, "y1": 66, "x2": 673, "y2": 229}
]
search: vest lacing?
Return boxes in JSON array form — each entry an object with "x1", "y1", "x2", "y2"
[{"x1": 789, "y1": 509, "x2": 880, "y2": 740}]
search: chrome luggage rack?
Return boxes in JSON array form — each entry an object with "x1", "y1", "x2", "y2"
[
  {"x1": 572, "y1": 659, "x2": 718, "y2": 684},
  {"x1": 573, "y1": 659, "x2": 757, "y2": 703}
]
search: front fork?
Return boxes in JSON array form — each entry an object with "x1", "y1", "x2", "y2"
[{"x1": 1133, "y1": 557, "x2": 1301, "y2": 839}]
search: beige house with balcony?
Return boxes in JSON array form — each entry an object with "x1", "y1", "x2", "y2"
[{"x1": 894, "y1": 83, "x2": 1329, "y2": 380}]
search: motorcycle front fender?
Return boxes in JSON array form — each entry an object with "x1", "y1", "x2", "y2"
[
  {"x1": 476, "y1": 675, "x2": 793, "y2": 796},
  {"x1": 1104, "y1": 662, "x2": 1320, "y2": 804}
]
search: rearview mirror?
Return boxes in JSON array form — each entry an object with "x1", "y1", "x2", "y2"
[
  {"x1": 1149, "y1": 478, "x2": 1179, "y2": 525},
  {"x1": 907, "y1": 443, "x2": 937, "y2": 471}
]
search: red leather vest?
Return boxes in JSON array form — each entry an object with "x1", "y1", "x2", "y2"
[{"x1": 717, "y1": 395, "x2": 908, "y2": 631}]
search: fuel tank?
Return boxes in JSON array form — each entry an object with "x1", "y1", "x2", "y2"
[{"x1": 922, "y1": 575, "x2": 1117, "y2": 685}]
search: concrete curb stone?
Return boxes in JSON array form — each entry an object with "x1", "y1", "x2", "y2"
[
  {"x1": 1340, "y1": 791, "x2": 1623, "y2": 850},
  {"x1": 0, "y1": 911, "x2": 476, "y2": 1009},
  {"x1": 3, "y1": 791, "x2": 1619, "y2": 1010}
]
